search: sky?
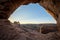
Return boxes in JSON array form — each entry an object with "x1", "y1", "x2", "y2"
[{"x1": 8, "y1": 3, "x2": 56, "y2": 24}]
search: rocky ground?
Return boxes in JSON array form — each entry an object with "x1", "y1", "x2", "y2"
[
  {"x1": 0, "y1": 20, "x2": 60, "y2": 40},
  {"x1": 12, "y1": 24, "x2": 60, "y2": 40},
  {"x1": 17, "y1": 26, "x2": 59, "y2": 40}
]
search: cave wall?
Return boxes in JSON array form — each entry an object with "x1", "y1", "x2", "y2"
[
  {"x1": 0, "y1": 0, "x2": 58, "y2": 19},
  {"x1": 0, "y1": 0, "x2": 60, "y2": 30},
  {"x1": 0, "y1": 0, "x2": 60, "y2": 40}
]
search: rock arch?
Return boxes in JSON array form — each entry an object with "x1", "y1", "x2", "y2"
[
  {"x1": 0, "y1": 0, "x2": 58, "y2": 19},
  {"x1": 0, "y1": 0, "x2": 60, "y2": 40}
]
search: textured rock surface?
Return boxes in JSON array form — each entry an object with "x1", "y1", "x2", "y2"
[
  {"x1": 0, "y1": 0, "x2": 60, "y2": 40},
  {"x1": 41, "y1": 25, "x2": 57, "y2": 34},
  {"x1": 0, "y1": 20, "x2": 59, "y2": 40},
  {"x1": 0, "y1": 19, "x2": 26, "y2": 40},
  {"x1": 0, "y1": 0, "x2": 59, "y2": 19}
]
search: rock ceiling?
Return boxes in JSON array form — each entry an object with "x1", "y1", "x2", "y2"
[{"x1": 0, "y1": 0, "x2": 60, "y2": 20}]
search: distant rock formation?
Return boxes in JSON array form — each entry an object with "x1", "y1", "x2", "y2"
[
  {"x1": 14, "y1": 21, "x2": 20, "y2": 24},
  {"x1": 41, "y1": 24, "x2": 57, "y2": 34}
]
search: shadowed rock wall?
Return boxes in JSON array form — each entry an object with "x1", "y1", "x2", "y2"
[
  {"x1": 0, "y1": 0, "x2": 60, "y2": 40},
  {"x1": 0, "y1": 0, "x2": 59, "y2": 19}
]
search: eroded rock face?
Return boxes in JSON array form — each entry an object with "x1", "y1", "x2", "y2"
[
  {"x1": 0, "y1": 0, "x2": 59, "y2": 19},
  {"x1": 0, "y1": 19, "x2": 26, "y2": 40},
  {"x1": 0, "y1": 0, "x2": 40, "y2": 19},
  {"x1": 41, "y1": 25, "x2": 57, "y2": 34},
  {"x1": 0, "y1": 20, "x2": 59, "y2": 40},
  {"x1": 0, "y1": 0, "x2": 60, "y2": 40}
]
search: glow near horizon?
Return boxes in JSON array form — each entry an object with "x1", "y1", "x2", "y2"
[{"x1": 8, "y1": 3, "x2": 56, "y2": 24}]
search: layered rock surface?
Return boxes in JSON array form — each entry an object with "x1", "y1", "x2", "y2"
[
  {"x1": 0, "y1": 0, "x2": 60, "y2": 40},
  {"x1": 0, "y1": 20, "x2": 59, "y2": 40}
]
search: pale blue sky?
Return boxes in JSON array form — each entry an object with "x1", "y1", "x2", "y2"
[{"x1": 8, "y1": 3, "x2": 56, "y2": 24}]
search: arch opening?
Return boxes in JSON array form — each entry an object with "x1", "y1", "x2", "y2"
[
  {"x1": 8, "y1": 3, "x2": 56, "y2": 24},
  {"x1": 8, "y1": 3, "x2": 57, "y2": 34}
]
